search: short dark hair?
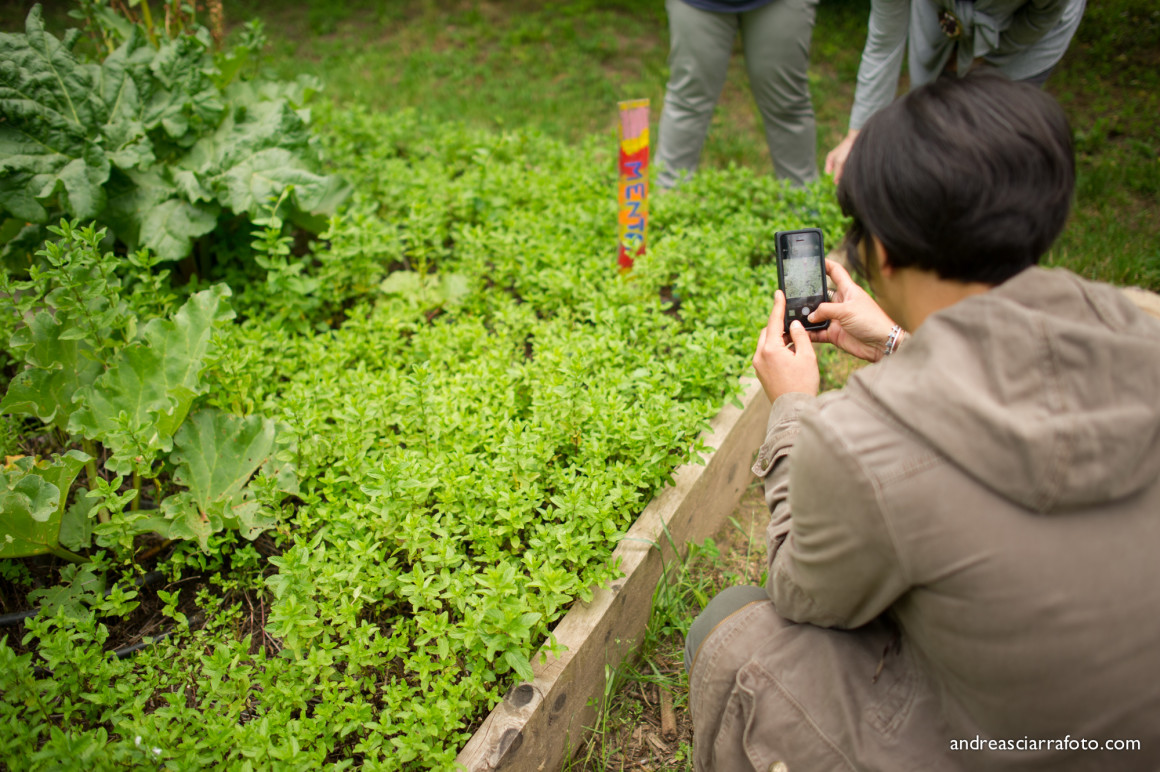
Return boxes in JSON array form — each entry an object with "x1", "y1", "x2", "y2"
[{"x1": 837, "y1": 69, "x2": 1075, "y2": 285}]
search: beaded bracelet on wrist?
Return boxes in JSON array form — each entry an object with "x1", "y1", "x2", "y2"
[{"x1": 883, "y1": 325, "x2": 903, "y2": 357}]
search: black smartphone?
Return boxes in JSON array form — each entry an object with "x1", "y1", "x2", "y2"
[{"x1": 774, "y1": 228, "x2": 830, "y2": 335}]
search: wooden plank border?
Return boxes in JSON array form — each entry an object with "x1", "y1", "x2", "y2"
[{"x1": 457, "y1": 377, "x2": 770, "y2": 771}]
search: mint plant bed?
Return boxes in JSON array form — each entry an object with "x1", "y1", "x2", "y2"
[{"x1": 1, "y1": 94, "x2": 847, "y2": 766}]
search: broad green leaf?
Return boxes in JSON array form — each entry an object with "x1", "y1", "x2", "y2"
[
  {"x1": 218, "y1": 148, "x2": 347, "y2": 220},
  {"x1": 69, "y1": 285, "x2": 234, "y2": 470},
  {"x1": 378, "y1": 272, "x2": 470, "y2": 308},
  {"x1": 172, "y1": 169, "x2": 213, "y2": 203},
  {"x1": 147, "y1": 491, "x2": 215, "y2": 549},
  {"x1": 97, "y1": 29, "x2": 155, "y2": 170},
  {"x1": 143, "y1": 32, "x2": 224, "y2": 141},
  {"x1": 0, "y1": 451, "x2": 89, "y2": 558},
  {"x1": 502, "y1": 649, "x2": 534, "y2": 682},
  {"x1": 137, "y1": 197, "x2": 219, "y2": 261},
  {"x1": 59, "y1": 493, "x2": 96, "y2": 552},
  {"x1": 170, "y1": 408, "x2": 276, "y2": 509},
  {"x1": 137, "y1": 283, "x2": 235, "y2": 391},
  {"x1": 0, "y1": 311, "x2": 102, "y2": 432},
  {"x1": 152, "y1": 408, "x2": 289, "y2": 548},
  {"x1": 0, "y1": 7, "x2": 109, "y2": 222},
  {"x1": 104, "y1": 168, "x2": 220, "y2": 261},
  {"x1": 379, "y1": 272, "x2": 423, "y2": 296},
  {"x1": 212, "y1": 96, "x2": 312, "y2": 169},
  {"x1": 182, "y1": 95, "x2": 349, "y2": 221},
  {"x1": 0, "y1": 7, "x2": 100, "y2": 133},
  {"x1": 27, "y1": 561, "x2": 104, "y2": 618},
  {"x1": 0, "y1": 125, "x2": 54, "y2": 222},
  {"x1": 32, "y1": 141, "x2": 110, "y2": 220}
]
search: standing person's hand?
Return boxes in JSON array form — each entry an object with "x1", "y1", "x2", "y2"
[
  {"x1": 824, "y1": 129, "x2": 860, "y2": 184},
  {"x1": 753, "y1": 290, "x2": 820, "y2": 403},
  {"x1": 807, "y1": 260, "x2": 902, "y2": 362}
]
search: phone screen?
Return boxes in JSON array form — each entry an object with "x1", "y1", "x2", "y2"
[
  {"x1": 783, "y1": 234, "x2": 824, "y2": 300},
  {"x1": 777, "y1": 230, "x2": 828, "y2": 332}
]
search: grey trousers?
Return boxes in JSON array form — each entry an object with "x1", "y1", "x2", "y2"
[{"x1": 656, "y1": 0, "x2": 819, "y2": 189}]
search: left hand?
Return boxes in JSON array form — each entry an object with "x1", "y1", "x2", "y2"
[{"x1": 752, "y1": 290, "x2": 820, "y2": 403}]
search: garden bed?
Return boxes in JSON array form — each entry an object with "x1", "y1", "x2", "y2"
[
  {"x1": 0, "y1": 10, "x2": 849, "y2": 766},
  {"x1": 458, "y1": 377, "x2": 768, "y2": 771}
]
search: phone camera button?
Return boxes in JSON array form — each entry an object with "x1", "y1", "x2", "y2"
[{"x1": 802, "y1": 306, "x2": 811, "y2": 317}]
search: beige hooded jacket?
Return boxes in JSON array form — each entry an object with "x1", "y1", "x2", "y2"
[{"x1": 690, "y1": 267, "x2": 1160, "y2": 771}]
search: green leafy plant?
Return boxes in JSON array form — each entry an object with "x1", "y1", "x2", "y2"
[
  {"x1": 0, "y1": 451, "x2": 89, "y2": 560},
  {"x1": 1, "y1": 103, "x2": 847, "y2": 768},
  {"x1": 0, "y1": 5, "x2": 350, "y2": 267},
  {"x1": 0, "y1": 221, "x2": 295, "y2": 559}
]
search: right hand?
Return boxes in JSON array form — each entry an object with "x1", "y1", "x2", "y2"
[
  {"x1": 806, "y1": 259, "x2": 900, "y2": 362},
  {"x1": 824, "y1": 129, "x2": 860, "y2": 184}
]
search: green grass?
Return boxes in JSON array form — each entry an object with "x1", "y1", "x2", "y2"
[
  {"x1": 1044, "y1": 2, "x2": 1160, "y2": 287},
  {"x1": 566, "y1": 493, "x2": 771, "y2": 770}
]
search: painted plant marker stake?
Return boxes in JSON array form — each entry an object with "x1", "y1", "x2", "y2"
[{"x1": 617, "y1": 99, "x2": 649, "y2": 273}]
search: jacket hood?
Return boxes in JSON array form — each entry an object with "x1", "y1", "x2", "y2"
[{"x1": 853, "y1": 267, "x2": 1160, "y2": 512}]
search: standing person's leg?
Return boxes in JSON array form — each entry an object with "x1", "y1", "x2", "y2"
[
  {"x1": 741, "y1": 0, "x2": 820, "y2": 187},
  {"x1": 656, "y1": 0, "x2": 738, "y2": 189}
]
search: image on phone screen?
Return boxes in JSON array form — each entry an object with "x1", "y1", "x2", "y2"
[{"x1": 784, "y1": 235, "x2": 823, "y2": 300}]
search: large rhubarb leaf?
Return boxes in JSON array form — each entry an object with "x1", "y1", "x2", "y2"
[
  {"x1": 69, "y1": 284, "x2": 234, "y2": 473},
  {"x1": 154, "y1": 408, "x2": 295, "y2": 549},
  {"x1": 0, "y1": 8, "x2": 109, "y2": 221},
  {"x1": 143, "y1": 30, "x2": 224, "y2": 142},
  {"x1": 104, "y1": 168, "x2": 220, "y2": 261},
  {"x1": 0, "y1": 311, "x2": 102, "y2": 433},
  {"x1": 137, "y1": 195, "x2": 220, "y2": 261},
  {"x1": 0, "y1": 5, "x2": 349, "y2": 265},
  {"x1": 0, "y1": 451, "x2": 89, "y2": 559},
  {"x1": 183, "y1": 95, "x2": 351, "y2": 223},
  {"x1": 96, "y1": 30, "x2": 156, "y2": 170},
  {"x1": 220, "y1": 147, "x2": 352, "y2": 222}
]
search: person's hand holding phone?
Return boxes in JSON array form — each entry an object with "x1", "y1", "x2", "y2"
[
  {"x1": 806, "y1": 260, "x2": 902, "y2": 362},
  {"x1": 753, "y1": 290, "x2": 820, "y2": 404}
]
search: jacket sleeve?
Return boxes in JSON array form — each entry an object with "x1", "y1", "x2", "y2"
[
  {"x1": 994, "y1": 0, "x2": 1068, "y2": 55},
  {"x1": 849, "y1": 0, "x2": 911, "y2": 130},
  {"x1": 752, "y1": 394, "x2": 909, "y2": 629}
]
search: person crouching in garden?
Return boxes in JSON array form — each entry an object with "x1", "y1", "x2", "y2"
[{"x1": 685, "y1": 69, "x2": 1160, "y2": 771}]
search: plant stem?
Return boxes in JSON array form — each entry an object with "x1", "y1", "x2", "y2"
[
  {"x1": 140, "y1": 0, "x2": 158, "y2": 46},
  {"x1": 81, "y1": 439, "x2": 110, "y2": 524},
  {"x1": 131, "y1": 471, "x2": 142, "y2": 512},
  {"x1": 48, "y1": 544, "x2": 89, "y2": 564},
  {"x1": 198, "y1": 236, "x2": 211, "y2": 280}
]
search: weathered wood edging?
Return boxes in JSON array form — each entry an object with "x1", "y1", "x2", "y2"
[{"x1": 457, "y1": 377, "x2": 770, "y2": 771}]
